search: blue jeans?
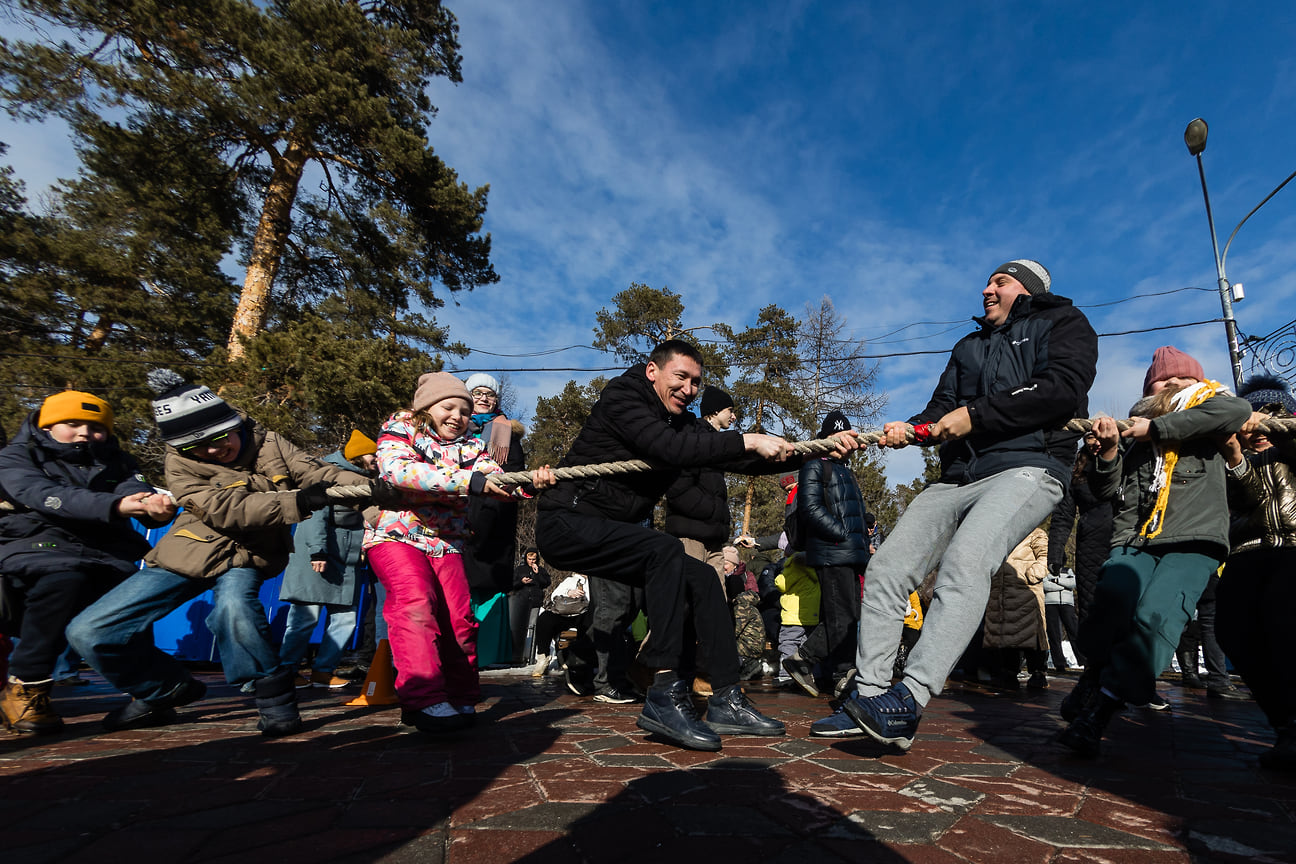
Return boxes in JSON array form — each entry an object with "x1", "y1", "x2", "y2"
[
  {"x1": 68, "y1": 566, "x2": 280, "y2": 701},
  {"x1": 278, "y1": 602, "x2": 358, "y2": 674}
]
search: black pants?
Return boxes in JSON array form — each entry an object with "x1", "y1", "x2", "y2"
[
  {"x1": 5, "y1": 568, "x2": 114, "y2": 682},
  {"x1": 508, "y1": 594, "x2": 540, "y2": 663},
  {"x1": 564, "y1": 577, "x2": 645, "y2": 689},
  {"x1": 534, "y1": 609, "x2": 586, "y2": 656},
  {"x1": 1045, "y1": 603, "x2": 1084, "y2": 670},
  {"x1": 1217, "y1": 548, "x2": 1296, "y2": 729},
  {"x1": 1178, "y1": 576, "x2": 1229, "y2": 688},
  {"x1": 799, "y1": 564, "x2": 861, "y2": 676},
  {"x1": 536, "y1": 509, "x2": 740, "y2": 689}
]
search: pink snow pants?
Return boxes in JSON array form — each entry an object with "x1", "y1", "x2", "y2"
[{"x1": 367, "y1": 542, "x2": 479, "y2": 709}]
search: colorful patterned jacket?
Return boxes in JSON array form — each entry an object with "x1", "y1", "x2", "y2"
[{"x1": 364, "y1": 410, "x2": 519, "y2": 557}]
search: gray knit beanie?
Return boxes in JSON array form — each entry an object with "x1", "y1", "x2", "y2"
[
  {"x1": 147, "y1": 369, "x2": 243, "y2": 447},
  {"x1": 991, "y1": 260, "x2": 1051, "y2": 296}
]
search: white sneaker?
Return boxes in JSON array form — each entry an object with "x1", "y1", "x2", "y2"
[{"x1": 422, "y1": 702, "x2": 458, "y2": 718}]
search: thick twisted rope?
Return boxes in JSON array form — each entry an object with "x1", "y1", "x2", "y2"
[{"x1": 322, "y1": 415, "x2": 1296, "y2": 497}]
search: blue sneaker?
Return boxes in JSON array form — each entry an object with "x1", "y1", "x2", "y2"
[
  {"x1": 843, "y1": 682, "x2": 921, "y2": 751},
  {"x1": 809, "y1": 702, "x2": 865, "y2": 738}
]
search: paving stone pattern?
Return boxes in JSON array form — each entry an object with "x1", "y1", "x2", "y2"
[{"x1": 2, "y1": 671, "x2": 1294, "y2": 863}]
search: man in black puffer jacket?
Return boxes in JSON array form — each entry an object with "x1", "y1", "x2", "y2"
[
  {"x1": 537, "y1": 340, "x2": 859, "y2": 751},
  {"x1": 783, "y1": 411, "x2": 871, "y2": 701}
]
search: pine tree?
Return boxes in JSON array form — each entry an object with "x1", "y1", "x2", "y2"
[
  {"x1": 528, "y1": 377, "x2": 608, "y2": 469},
  {"x1": 592, "y1": 283, "x2": 729, "y2": 381},
  {"x1": 795, "y1": 295, "x2": 886, "y2": 434},
  {"x1": 1, "y1": 0, "x2": 497, "y2": 361},
  {"x1": 721, "y1": 303, "x2": 806, "y2": 534}
]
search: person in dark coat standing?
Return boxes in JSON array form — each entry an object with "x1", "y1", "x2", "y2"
[
  {"x1": 536, "y1": 340, "x2": 860, "y2": 751},
  {"x1": 781, "y1": 411, "x2": 871, "y2": 699},
  {"x1": 459, "y1": 373, "x2": 528, "y2": 664},
  {"x1": 1047, "y1": 433, "x2": 1114, "y2": 624},
  {"x1": 278, "y1": 432, "x2": 377, "y2": 688},
  {"x1": 508, "y1": 547, "x2": 549, "y2": 663},
  {"x1": 0, "y1": 391, "x2": 176, "y2": 733},
  {"x1": 666, "y1": 387, "x2": 739, "y2": 578}
]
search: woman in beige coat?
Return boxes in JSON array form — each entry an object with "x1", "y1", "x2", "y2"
[{"x1": 983, "y1": 526, "x2": 1050, "y2": 690}]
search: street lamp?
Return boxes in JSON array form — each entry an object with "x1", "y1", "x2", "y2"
[{"x1": 1184, "y1": 117, "x2": 1296, "y2": 389}]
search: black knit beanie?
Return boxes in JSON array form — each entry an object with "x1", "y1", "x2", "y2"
[
  {"x1": 818, "y1": 410, "x2": 851, "y2": 439},
  {"x1": 699, "y1": 387, "x2": 734, "y2": 418}
]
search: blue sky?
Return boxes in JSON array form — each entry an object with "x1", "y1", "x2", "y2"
[{"x1": 4, "y1": 1, "x2": 1296, "y2": 485}]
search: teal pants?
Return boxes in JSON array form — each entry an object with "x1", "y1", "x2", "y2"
[{"x1": 1078, "y1": 545, "x2": 1221, "y2": 705}]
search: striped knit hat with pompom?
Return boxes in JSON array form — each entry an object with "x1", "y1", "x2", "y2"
[{"x1": 147, "y1": 369, "x2": 243, "y2": 447}]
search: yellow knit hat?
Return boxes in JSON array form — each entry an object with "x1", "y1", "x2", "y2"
[
  {"x1": 38, "y1": 390, "x2": 114, "y2": 432},
  {"x1": 343, "y1": 429, "x2": 377, "y2": 461}
]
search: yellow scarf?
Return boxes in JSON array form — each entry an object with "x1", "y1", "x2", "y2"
[{"x1": 1139, "y1": 379, "x2": 1227, "y2": 538}]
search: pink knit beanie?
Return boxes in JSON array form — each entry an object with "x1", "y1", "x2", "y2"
[
  {"x1": 1142, "y1": 346, "x2": 1205, "y2": 396},
  {"x1": 412, "y1": 372, "x2": 471, "y2": 413}
]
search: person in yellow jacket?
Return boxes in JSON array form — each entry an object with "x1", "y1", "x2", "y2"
[{"x1": 774, "y1": 553, "x2": 819, "y2": 687}]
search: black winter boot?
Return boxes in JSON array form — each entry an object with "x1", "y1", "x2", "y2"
[
  {"x1": 1060, "y1": 671, "x2": 1099, "y2": 722},
  {"x1": 254, "y1": 668, "x2": 302, "y2": 737},
  {"x1": 1177, "y1": 649, "x2": 1204, "y2": 689},
  {"x1": 705, "y1": 684, "x2": 785, "y2": 736},
  {"x1": 1058, "y1": 692, "x2": 1123, "y2": 757},
  {"x1": 102, "y1": 676, "x2": 206, "y2": 732},
  {"x1": 637, "y1": 673, "x2": 721, "y2": 751}
]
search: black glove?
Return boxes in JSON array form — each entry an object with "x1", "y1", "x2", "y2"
[
  {"x1": 370, "y1": 477, "x2": 406, "y2": 510},
  {"x1": 295, "y1": 482, "x2": 335, "y2": 515}
]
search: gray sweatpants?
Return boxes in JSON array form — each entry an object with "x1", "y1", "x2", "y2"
[{"x1": 854, "y1": 466, "x2": 1064, "y2": 707}]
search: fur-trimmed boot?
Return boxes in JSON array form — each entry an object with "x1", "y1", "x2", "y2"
[
  {"x1": 254, "y1": 668, "x2": 302, "y2": 737},
  {"x1": 1, "y1": 676, "x2": 63, "y2": 734}
]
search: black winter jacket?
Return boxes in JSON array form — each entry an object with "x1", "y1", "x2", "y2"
[
  {"x1": 664, "y1": 422, "x2": 734, "y2": 545},
  {"x1": 463, "y1": 414, "x2": 526, "y2": 595},
  {"x1": 911, "y1": 293, "x2": 1097, "y2": 488},
  {"x1": 797, "y1": 457, "x2": 871, "y2": 568},
  {"x1": 540, "y1": 364, "x2": 761, "y2": 524},
  {"x1": 0, "y1": 412, "x2": 168, "y2": 579}
]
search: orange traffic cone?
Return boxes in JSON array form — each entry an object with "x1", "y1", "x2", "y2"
[{"x1": 346, "y1": 638, "x2": 399, "y2": 706}]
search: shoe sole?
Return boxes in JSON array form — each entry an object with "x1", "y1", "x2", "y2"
[
  {"x1": 312, "y1": 682, "x2": 350, "y2": 689},
  {"x1": 842, "y1": 699, "x2": 915, "y2": 751},
  {"x1": 809, "y1": 726, "x2": 866, "y2": 738},
  {"x1": 783, "y1": 662, "x2": 820, "y2": 698},
  {"x1": 593, "y1": 695, "x2": 637, "y2": 704},
  {"x1": 635, "y1": 714, "x2": 721, "y2": 751},
  {"x1": 704, "y1": 720, "x2": 786, "y2": 736}
]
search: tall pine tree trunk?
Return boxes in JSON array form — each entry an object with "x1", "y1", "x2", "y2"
[
  {"x1": 740, "y1": 396, "x2": 767, "y2": 535},
  {"x1": 227, "y1": 137, "x2": 308, "y2": 360}
]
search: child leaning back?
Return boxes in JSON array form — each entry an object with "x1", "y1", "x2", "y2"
[
  {"x1": 365, "y1": 372, "x2": 553, "y2": 734},
  {"x1": 67, "y1": 370, "x2": 372, "y2": 736}
]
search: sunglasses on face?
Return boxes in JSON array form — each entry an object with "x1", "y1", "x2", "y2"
[{"x1": 180, "y1": 431, "x2": 230, "y2": 453}]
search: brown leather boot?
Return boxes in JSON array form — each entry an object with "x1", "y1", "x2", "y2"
[{"x1": 1, "y1": 677, "x2": 64, "y2": 735}]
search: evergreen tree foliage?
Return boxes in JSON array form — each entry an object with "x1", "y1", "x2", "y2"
[
  {"x1": 1, "y1": 0, "x2": 497, "y2": 361},
  {"x1": 592, "y1": 282, "x2": 728, "y2": 381},
  {"x1": 528, "y1": 377, "x2": 608, "y2": 469}
]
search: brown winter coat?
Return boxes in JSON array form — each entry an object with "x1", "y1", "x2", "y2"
[
  {"x1": 145, "y1": 421, "x2": 368, "y2": 580},
  {"x1": 982, "y1": 526, "x2": 1049, "y2": 650}
]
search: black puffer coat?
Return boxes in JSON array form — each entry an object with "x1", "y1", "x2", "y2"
[
  {"x1": 1047, "y1": 467, "x2": 1113, "y2": 618},
  {"x1": 797, "y1": 456, "x2": 870, "y2": 568},
  {"x1": 463, "y1": 415, "x2": 526, "y2": 595},
  {"x1": 664, "y1": 422, "x2": 734, "y2": 545},
  {"x1": 0, "y1": 411, "x2": 166, "y2": 579},
  {"x1": 540, "y1": 364, "x2": 748, "y2": 524},
  {"x1": 910, "y1": 293, "x2": 1098, "y2": 488}
]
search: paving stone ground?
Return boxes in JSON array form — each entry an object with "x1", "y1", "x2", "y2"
[{"x1": 3, "y1": 669, "x2": 1294, "y2": 863}]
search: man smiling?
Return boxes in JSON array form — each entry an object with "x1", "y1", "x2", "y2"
[
  {"x1": 811, "y1": 259, "x2": 1098, "y2": 750},
  {"x1": 537, "y1": 340, "x2": 855, "y2": 750}
]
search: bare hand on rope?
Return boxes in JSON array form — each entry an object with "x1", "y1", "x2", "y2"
[{"x1": 483, "y1": 465, "x2": 556, "y2": 499}]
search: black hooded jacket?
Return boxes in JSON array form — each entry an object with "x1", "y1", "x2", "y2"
[
  {"x1": 540, "y1": 364, "x2": 764, "y2": 524},
  {"x1": 0, "y1": 411, "x2": 166, "y2": 578},
  {"x1": 910, "y1": 292, "x2": 1097, "y2": 488},
  {"x1": 663, "y1": 422, "x2": 734, "y2": 545}
]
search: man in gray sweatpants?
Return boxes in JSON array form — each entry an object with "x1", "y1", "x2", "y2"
[{"x1": 811, "y1": 260, "x2": 1098, "y2": 748}]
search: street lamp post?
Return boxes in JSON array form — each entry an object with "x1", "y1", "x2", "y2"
[{"x1": 1184, "y1": 117, "x2": 1296, "y2": 389}]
